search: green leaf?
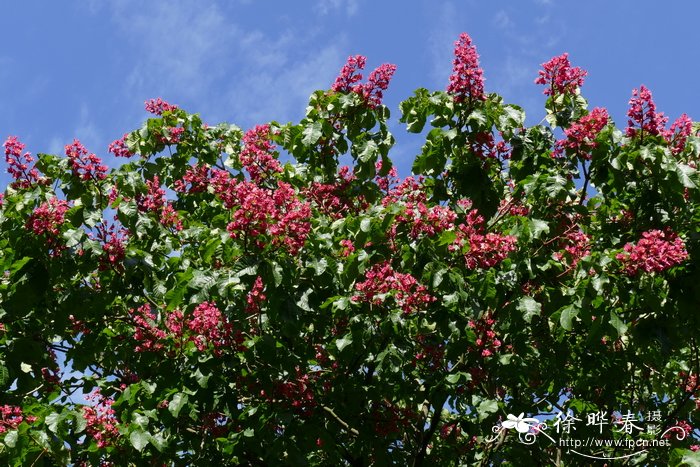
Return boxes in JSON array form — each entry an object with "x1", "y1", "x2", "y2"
[
  {"x1": 335, "y1": 334, "x2": 353, "y2": 351},
  {"x1": 356, "y1": 140, "x2": 379, "y2": 163},
  {"x1": 360, "y1": 217, "x2": 371, "y2": 233},
  {"x1": 677, "y1": 163, "x2": 700, "y2": 189},
  {"x1": 609, "y1": 311, "x2": 628, "y2": 337},
  {"x1": 302, "y1": 121, "x2": 324, "y2": 146},
  {"x1": 169, "y1": 393, "x2": 189, "y2": 418},
  {"x1": 150, "y1": 431, "x2": 168, "y2": 452},
  {"x1": 529, "y1": 219, "x2": 549, "y2": 239},
  {"x1": 45, "y1": 412, "x2": 63, "y2": 434},
  {"x1": 560, "y1": 305, "x2": 578, "y2": 330},
  {"x1": 476, "y1": 399, "x2": 499, "y2": 421},
  {"x1": 73, "y1": 410, "x2": 87, "y2": 433},
  {"x1": 63, "y1": 228, "x2": 84, "y2": 248},
  {"x1": 4, "y1": 430, "x2": 17, "y2": 448},
  {"x1": 194, "y1": 368, "x2": 211, "y2": 388},
  {"x1": 680, "y1": 449, "x2": 700, "y2": 466},
  {"x1": 0, "y1": 363, "x2": 8, "y2": 387},
  {"x1": 130, "y1": 429, "x2": 150, "y2": 452},
  {"x1": 517, "y1": 296, "x2": 542, "y2": 323}
]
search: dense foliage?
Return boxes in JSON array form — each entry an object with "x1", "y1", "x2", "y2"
[{"x1": 1, "y1": 33, "x2": 700, "y2": 465}]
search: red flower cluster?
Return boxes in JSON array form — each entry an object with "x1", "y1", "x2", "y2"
[
  {"x1": 353, "y1": 261, "x2": 435, "y2": 314},
  {"x1": 306, "y1": 166, "x2": 363, "y2": 219},
  {"x1": 554, "y1": 107, "x2": 609, "y2": 159},
  {"x1": 414, "y1": 334, "x2": 446, "y2": 371},
  {"x1": 129, "y1": 303, "x2": 168, "y2": 353},
  {"x1": 358, "y1": 63, "x2": 397, "y2": 109},
  {"x1": 276, "y1": 368, "x2": 317, "y2": 414},
  {"x1": 188, "y1": 301, "x2": 231, "y2": 352},
  {"x1": 553, "y1": 229, "x2": 590, "y2": 268},
  {"x1": 371, "y1": 401, "x2": 416, "y2": 437},
  {"x1": 331, "y1": 55, "x2": 397, "y2": 108},
  {"x1": 82, "y1": 391, "x2": 119, "y2": 449},
  {"x1": 468, "y1": 315, "x2": 502, "y2": 358},
  {"x1": 159, "y1": 126, "x2": 185, "y2": 145},
  {"x1": 469, "y1": 132, "x2": 510, "y2": 160},
  {"x1": 679, "y1": 371, "x2": 699, "y2": 394},
  {"x1": 397, "y1": 202, "x2": 457, "y2": 240},
  {"x1": 4, "y1": 135, "x2": 41, "y2": 189},
  {"x1": 535, "y1": 53, "x2": 587, "y2": 96},
  {"x1": 144, "y1": 97, "x2": 178, "y2": 115},
  {"x1": 663, "y1": 419, "x2": 693, "y2": 439},
  {"x1": 339, "y1": 239, "x2": 355, "y2": 257},
  {"x1": 240, "y1": 124, "x2": 283, "y2": 182},
  {"x1": 95, "y1": 222, "x2": 128, "y2": 269},
  {"x1": 130, "y1": 301, "x2": 242, "y2": 356},
  {"x1": 245, "y1": 276, "x2": 266, "y2": 314},
  {"x1": 447, "y1": 33, "x2": 486, "y2": 103},
  {"x1": 65, "y1": 139, "x2": 108, "y2": 181},
  {"x1": 137, "y1": 176, "x2": 183, "y2": 230},
  {"x1": 439, "y1": 422, "x2": 461, "y2": 440},
  {"x1": 174, "y1": 163, "x2": 211, "y2": 194},
  {"x1": 667, "y1": 113, "x2": 693, "y2": 155},
  {"x1": 616, "y1": 229, "x2": 688, "y2": 275},
  {"x1": 225, "y1": 180, "x2": 312, "y2": 255},
  {"x1": 108, "y1": 133, "x2": 134, "y2": 158},
  {"x1": 0, "y1": 405, "x2": 36, "y2": 434},
  {"x1": 625, "y1": 85, "x2": 668, "y2": 139},
  {"x1": 26, "y1": 198, "x2": 69, "y2": 236},
  {"x1": 332, "y1": 55, "x2": 365, "y2": 93},
  {"x1": 450, "y1": 204, "x2": 517, "y2": 269},
  {"x1": 26, "y1": 197, "x2": 70, "y2": 255}
]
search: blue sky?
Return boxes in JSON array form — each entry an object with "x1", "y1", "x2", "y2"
[{"x1": 2, "y1": 0, "x2": 699, "y2": 185}]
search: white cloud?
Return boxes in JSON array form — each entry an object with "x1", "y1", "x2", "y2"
[
  {"x1": 316, "y1": 0, "x2": 359, "y2": 17},
  {"x1": 428, "y1": 1, "x2": 459, "y2": 88},
  {"x1": 494, "y1": 10, "x2": 514, "y2": 30},
  {"x1": 105, "y1": 0, "x2": 348, "y2": 127}
]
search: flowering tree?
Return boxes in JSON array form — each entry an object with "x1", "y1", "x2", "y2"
[{"x1": 1, "y1": 33, "x2": 700, "y2": 466}]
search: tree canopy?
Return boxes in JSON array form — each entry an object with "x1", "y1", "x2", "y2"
[{"x1": 1, "y1": 32, "x2": 700, "y2": 465}]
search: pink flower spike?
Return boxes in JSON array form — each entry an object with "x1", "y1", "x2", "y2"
[
  {"x1": 145, "y1": 97, "x2": 178, "y2": 115},
  {"x1": 332, "y1": 55, "x2": 367, "y2": 93},
  {"x1": 535, "y1": 53, "x2": 587, "y2": 96},
  {"x1": 625, "y1": 85, "x2": 668, "y2": 139},
  {"x1": 447, "y1": 33, "x2": 486, "y2": 103}
]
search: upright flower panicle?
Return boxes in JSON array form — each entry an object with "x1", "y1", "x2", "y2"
[
  {"x1": 332, "y1": 55, "x2": 396, "y2": 108},
  {"x1": 625, "y1": 85, "x2": 668, "y2": 139},
  {"x1": 26, "y1": 197, "x2": 70, "y2": 255},
  {"x1": 554, "y1": 107, "x2": 609, "y2": 158},
  {"x1": 4, "y1": 135, "x2": 41, "y2": 189},
  {"x1": 535, "y1": 53, "x2": 587, "y2": 96},
  {"x1": 240, "y1": 124, "x2": 283, "y2": 182},
  {"x1": 108, "y1": 133, "x2": 134, "y2": 158},
  {"x1": 188, "y1": 301, "x2": 230, "y2": 352},
  {"x1": 667, "y1": 113, "x2": 693, "y2": 155},
  {"x1": 331, "y1": 55, "x2": 367, "y2": 93},
  {"x1": 145, "y1": 97, "x2": 178, "y2": 115},
  {"x1": 137, "y1": 176, "x2": 183, "y2": 230},
  {"x1": 245, "y1": 276, "x2": 266, "y2": 314},
  {"x1": 447, "y1": 33, "x2": 486, "y2": 103},
  {"x1": 82, "y1": 390, "x2": 119, "y2": 449},
  {"x1": 65, "y1": 139, "x2": 108, "y2": 181},
  {"x1": 357, "y1": 63, "x2": 397, "y2": 108},
  {"x1": 225, "y1": 181, "x2": 311, "y2": 255},
  {"x1": 450, "y1": 203, "x2": 517, "y2": 269}
]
